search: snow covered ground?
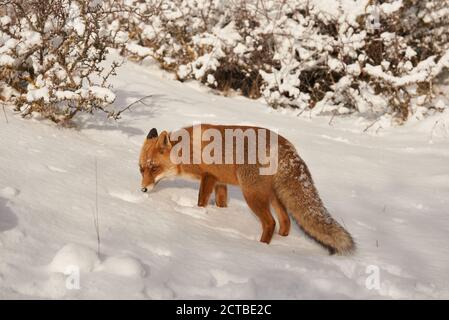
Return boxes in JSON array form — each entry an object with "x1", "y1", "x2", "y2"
[{"x1": 1, "y1": 53, "x2": 449, "y2": 299}]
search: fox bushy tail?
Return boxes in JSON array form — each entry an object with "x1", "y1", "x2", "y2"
[{"x1": 274, "y1": 146, "x2": 355, "y2": 255}]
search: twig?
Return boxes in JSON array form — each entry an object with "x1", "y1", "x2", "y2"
[
  {"x1": 296, "y1": 107, "x2": 308, "y2": 117},
  {"x1": 429, "y1": 119, "x2": 440, "y2": 143},
  {"x1": 2, "y1": 103, "x2": 8, "y2": 124},
  {"x1": 375, "y1": 125, "x2": 383, "y2": 135},
  {"x1": 328, "y1": 109, "x2": 337, "y2": 126},
  {"x1": 111, "y1": 94, "x2": 154, "y2": 119},
  {"x1": 93, "y1": 158, "x2": 101, "y2": 257},
  {"x1": 363, "y1": 118, "x2": 381, "y2": 133}
]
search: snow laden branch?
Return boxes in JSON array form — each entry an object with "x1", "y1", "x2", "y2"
[
  {"x1": 104, "y1": 0, "x2": 449, "y2": 123},
  {"x1": 0, "y1": 0, "x2": 119, "y2": 124},
  {"x1": 364, "y1": 51, "x2": 449, "y2": 87}
]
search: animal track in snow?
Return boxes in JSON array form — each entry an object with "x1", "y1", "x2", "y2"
[
  {"x1": 171, "y1": 195, "x2": 197, "y2": 207},
  {"x1": 96, "y1": 255, "x2": 146, "y2": 278},
  {"x1": 210, "y1": 269, "x2": 249, "y2": 287},
  {"x1": 171, "y1": 195, "x2": 210, "y2": 219},
  {"x1": 149, "y1": 247, "x2": 172, "y2": 257},
  {"x1": 144, "y1": 282, "x2": 175, "y2": 299},
  {"x1": 382, "y1": 264, "x2": 404, "y2": 277},
  {"x1": 47, "y1": 165, "x2": 68, "y2": 173},
  {"x1": 138, "y1": 243, "x2": 172, "y2": 257},
  {"x1": 173, "y1": 206, "x2": 207, "y2": 220},
  {"x1": 355, "y1": 220, "x2": 377, "y2": 231},
  {"x1": 204, "y1": 225, "x2": 256, "y2": 241},
  {"x1": 109, "y1": 190, "x2": 143, "y2": 203},
  {"x1": 0, "y1": 187, "x2": 19, "y2": 199},
  {"x1": 320, "y1": 134, "x2": 351, "y2": 144}
]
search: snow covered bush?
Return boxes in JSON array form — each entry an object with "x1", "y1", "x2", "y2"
[
  {"x1": 0, "y1": 0, "x2": 118, "y2": 124},
  {"x1": 104, "y1": 0, "x2": 275, "y2": 98},
  {"x1": 250, "y1": 0, "x2": 449, "y2": 122},
  {"x1": 352, "y1": 0, "x2": 449, "y2": 121},
  {"x1": 2, "y1": 0, "x2": 446, "y2": 124},
  {"x1": 106, "y1": 0, "x2": 449, "y2": 123}
]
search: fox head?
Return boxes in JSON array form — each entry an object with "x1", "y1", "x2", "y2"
[{"x1": 139, "y1": 128, "x2": 178, "y2": 192}]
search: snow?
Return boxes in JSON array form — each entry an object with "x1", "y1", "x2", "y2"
[
  {"x1": 206, "y1": 74, "x2": 216, "y2": 86},
  {"x1": 328, "y1": 58, "x2": 345, "y2": 72},
  {"x1": 26, "y1": 87, "x2": 50, "y2": 103},
  {"x1": 405, "y1": 47, "x2": 417, "y2": 59},
  {"x1": 88, "y1": 86, "x2": 116, "y2": 103},
  {"x1": 233, "y1": 43, "x2": 247, "y2": 55},
  {"x1": 67, "y1": 3, "x2": 86, "y2": 36},
  {"x1": 0, "y1": 16, "x2": 11, "y2": 26},
  {"x1": 19, "y1": 31, "x2": 42, "y2": 53},
  {"x1": 0, "y1": 187, "x2": 19, "y2": 199},
  {"x1": 0, "y1": 54, "x2": 14, "y2": 67},
  {"x1": 126, "y1": 43, "x2": 152, "y2": 57},
  {"x1": 380, "y1": 0, "x2": 403, "y2": 14},
  {"x1": 423, "y1": 7, "x2": 449, "y2": 23},
  {"x1": 98, "y1": 256, "x2": 146, "y2": 278},
  {"x1": 55, "y1": 90, "x2": 79, "y2": 101},
  {"x1": 49, "y1": 244, "x2": 100, "y2": 273},
  {"x1": 212, "y1": 21, "x2": 242, "y2": 46},
  {"x1": 311, "y1": 0, "x2": 369, "y2": 20},
  {"x1": 0, "y1": 51, "x2": 449, "y2": 299},
  {"x1": 364, "y1": 63, "x2": 432, "y2": 87}
]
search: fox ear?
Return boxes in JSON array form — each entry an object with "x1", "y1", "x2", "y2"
[
  {"x1": 147, "y1": 128, "x2": 158, "y2": 139},
  {"x1": 157, "y1": 131, "x2": 171, "y2": 150}
]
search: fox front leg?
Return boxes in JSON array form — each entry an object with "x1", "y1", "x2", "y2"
[
  {"x1": 214, "y1": 183, "x2": 228, "y2": 208},
  {"x1": 197, "y1": 173, "x2": 217, "y2": 207}
]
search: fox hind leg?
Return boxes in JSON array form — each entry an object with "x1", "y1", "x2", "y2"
[
  {"x1": 214, "y1": 183, "x2": 228, "y2": 208},
  {"x1": 271, "y1": 195, "x2": 291, "y2": 236},
  {"x1": 198, "y1": 173, "x2": 217, "y2": 207},
  {"x1": 241, "y1": 187, "x2": 276, "y2": 244}
]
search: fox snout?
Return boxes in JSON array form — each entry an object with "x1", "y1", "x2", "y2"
[
  {"x1": 141, "y1": 184, "x2": 154, "y2": 193},
  {"x1": 140, "y1": 169, "x2": 155, "y2": 192},
  {"x1": 141, "y1": 180, "x2": 153, "y2": 192}
]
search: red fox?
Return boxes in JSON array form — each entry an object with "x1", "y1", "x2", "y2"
[{"x1": 139, "y1": 124, "x2": 355, "y2": 255}]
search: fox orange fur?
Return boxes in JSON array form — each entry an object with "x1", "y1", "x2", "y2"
[{"x1": 139, "y1": 124, "x2": 355, "y2": 255}]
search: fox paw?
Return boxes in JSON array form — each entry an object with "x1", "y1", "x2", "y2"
[{"x1": 215, "y1": 202, "x2": 227, "y2": 208}]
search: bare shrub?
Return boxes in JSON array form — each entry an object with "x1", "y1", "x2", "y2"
[{"x1": 0, "y1": 0, "x2": 118, "y2": 124}]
